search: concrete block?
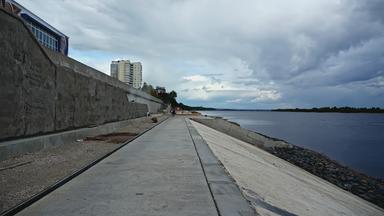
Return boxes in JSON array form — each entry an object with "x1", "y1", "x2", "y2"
[
  {"x1": 0, "y1": 59, "x2": 25, "y2": 139},
  {"x1": 55, "y1": 66, "x2": 76, "y2": 130},
  {"x1": 0, "y1": 10, "x2": 55, "y2": 139},
  {"x1": 204, "y1": 164, "x2": 233, "y2": 183},
  {"x1": 210, "y1": 183, "x2": 255, "y2": 216}
]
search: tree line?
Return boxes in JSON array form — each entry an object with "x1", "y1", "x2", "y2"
[
  {"x1": 141, "y1": 82, "x2": 215, "y2": 110},
  {"x1": 141, "y1": 82, "x2": 178, "y2": 107},
  {"x1": 273, "y1": 107, "x2": 384, "y2": 113}
]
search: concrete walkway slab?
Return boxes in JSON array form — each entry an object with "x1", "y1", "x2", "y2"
[{"x1": 16, "y1": 117, "x2": 218, "y2": 216}]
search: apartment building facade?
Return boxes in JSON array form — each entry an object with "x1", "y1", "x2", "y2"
[
  {"x1": 111, "y1": 60, "x2": 142, "y2": 89},
  {"x1": 131, "y1": 62, "x2": 142, "y2": 89}
]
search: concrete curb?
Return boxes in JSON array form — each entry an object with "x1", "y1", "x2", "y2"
[
  {"x1": 0, "y1": 117, "x2": 155, "y2": 161},
  {"x1": 185, "y1": 118, "x2": 257, "y2": 216},
  {"x1": 0, "y1": 116, "x2": 170, "y2": 216}
]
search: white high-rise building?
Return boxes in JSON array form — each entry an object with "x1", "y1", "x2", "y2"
[
  {"x1": 110, "y1": 60, "x2": 142, "y2": 89},
  {"x1": 131, "y1": 62, "x2": 142, "y2": 89}
]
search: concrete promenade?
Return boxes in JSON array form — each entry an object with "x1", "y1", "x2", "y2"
[
  {"x1": 16, "y1": 117, "x2": 252, "y2": 216},
  {"x1": 191, "y1": 120, "x2": 384, "y2": 216}
]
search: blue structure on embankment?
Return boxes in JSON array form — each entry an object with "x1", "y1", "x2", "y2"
[{"x1": 3, "y1": 0, "x2": 69, "y2": 55}]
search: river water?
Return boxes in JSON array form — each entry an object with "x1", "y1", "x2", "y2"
[{"x1": 199, "y1": 111, "x2": 384, "y2": 179}]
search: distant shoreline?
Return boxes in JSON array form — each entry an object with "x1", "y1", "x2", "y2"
[
  {"x1": 195, "y1": 107, "x2": 384, "y2": 113},
  {"x1": 272, "y1": 107, "x2": 384, "y2": 113}
]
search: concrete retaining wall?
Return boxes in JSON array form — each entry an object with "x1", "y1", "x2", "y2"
[
  {"x1": 43, "y1": 48, "x2": 164, "y2": 114},
  {"x1": 0, "y1": 9, "x2": 165, "y2": 141},
  {"x1": 192, "y1": 118, "x2": 291, "y2": 149}
]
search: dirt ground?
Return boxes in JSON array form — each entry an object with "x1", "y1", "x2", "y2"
[{"x1": 0, "y1": 115, "x2": 168, "y2": 213}]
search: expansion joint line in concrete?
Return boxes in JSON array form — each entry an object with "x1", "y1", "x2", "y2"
[
  {"x1": 0, "y1": 116, "x2": 170, "y2": 216},
  {"x1": 185, "y1": 118, "x2": 222, "y2": 216}
]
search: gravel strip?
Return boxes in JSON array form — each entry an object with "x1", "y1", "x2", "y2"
[{"x1": 0, "y1": 115, "x2": 167, "y2": 213}]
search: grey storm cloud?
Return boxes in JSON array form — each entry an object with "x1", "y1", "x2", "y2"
[{"x1": 18, "y1": 0, "x2": 384, "y2": 108}]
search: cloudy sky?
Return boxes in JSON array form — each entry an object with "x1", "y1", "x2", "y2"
[{"x1": 19, "y1": 0, "x2": 384, "y2": 109}]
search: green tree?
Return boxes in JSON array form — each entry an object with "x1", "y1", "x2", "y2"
[
  {"x1": 141, "y1": 82, "x2": 149, "y2": 92},
  {"x1": 142, "y1": 82, "x2": 156, "y2": 96},
  {"x1": 169, "y1": 90, "x2": 177, "y2": 99}
]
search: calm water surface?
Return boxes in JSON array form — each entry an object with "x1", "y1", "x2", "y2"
[{"x1": 199, "y1": 111, "x2": 384, "y2": 179}]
